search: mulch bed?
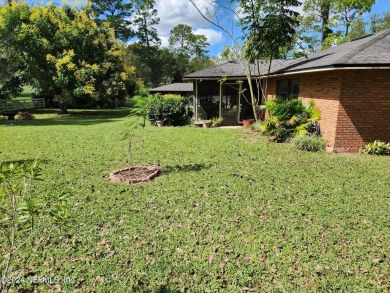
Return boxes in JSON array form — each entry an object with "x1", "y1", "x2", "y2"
[{"x1": 109, "y1": 166, "x2": 160, "y2": 184}]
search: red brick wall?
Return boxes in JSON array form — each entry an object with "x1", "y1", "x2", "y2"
[
  {"x1": 268, "y1": 69, "x2": 390, "y2": 152},
  {"x1": 336, "y1": 69, "x2": 390, "y2": 151}
]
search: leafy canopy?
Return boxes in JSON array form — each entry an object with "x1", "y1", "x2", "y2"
[
  {"x1": 237, "y1": 0, "x2": 301, "y2": 63},
  {"x1": 0, "y1": 2, "x2": 139, "y2": 112}
]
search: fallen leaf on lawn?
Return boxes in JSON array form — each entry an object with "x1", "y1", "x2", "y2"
[
  {"x1": 208, "y1": 253, "x2": 216, "y2": 265},
  {"x1": 219, "y1": 258, "x2": 229, "y2": 269}
]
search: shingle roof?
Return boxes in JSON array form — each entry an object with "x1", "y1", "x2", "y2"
[
  {"x1": 183, "y1": 59, "x2": 294, "y2": 79},
  {"x1": 183, "y1": 28, "x2": 390, "y2": 79},
  {"x1": 149, "y1": 83, "x2": 193, "y2": 93}
]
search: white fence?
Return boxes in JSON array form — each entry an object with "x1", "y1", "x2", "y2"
[
  {"x1": 1, "y1": 98, "x2": 45, "y2": 112},
  {"x1": 1, "y1": 98, "x2": 45, "y2": 118}
]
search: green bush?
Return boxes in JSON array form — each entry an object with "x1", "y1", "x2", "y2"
[
  {"x1": 198, "y1": 96, "x2": 219, "y2": 119},
  {"x1": 260, "y1": 98, "x2": 320, "y2": 142},
  {"x1": 292, "y1": 135, "x2": 327, "y2": 152},
  {"x1": 360, "y1": 140, "x2": 390, "y2": 155},
  {"x1": 251, "y1": 121, "x2": 262, "y2": 132},
  {"x1": 211, "y1": 116, "x2": 224, "y2": 127},
  {"x1": 148, "y1": 94, "x2": 192, "y2": 126}
]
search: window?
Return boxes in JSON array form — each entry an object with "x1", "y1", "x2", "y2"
[{"x1": 277, "y1": 79, "x2": 299, "y2": 100}]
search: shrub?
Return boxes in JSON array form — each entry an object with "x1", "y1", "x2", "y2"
[
  {"x1": 148, "y1": 94, "x2": 192, "y2": 126},
  {"x1": 260, "y1": 98, "x2": 320, "y2": 142},
  {"x1": 251, "y1": 121, "x2": 263, "y2": 132},
  {"x1": 292, "y1": 135, "x2": 327, "y2": 152},
  {"x1": 360, "y1": 140, "x2": 390, "y2": 155},
  {"x1": 198, "y1": 96, "x2": 219, "y2": 119},
  {"x1": 211, "y1": 117, "x2": 224, "y2": 127}
]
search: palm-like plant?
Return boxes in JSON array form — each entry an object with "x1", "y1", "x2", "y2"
[{"x1": 260, "y1": 98, "x2": 320, "y2": 142}]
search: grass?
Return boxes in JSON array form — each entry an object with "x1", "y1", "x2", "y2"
[{"x1": 0, "y1": 105, "x2": 389, "y2": 292}]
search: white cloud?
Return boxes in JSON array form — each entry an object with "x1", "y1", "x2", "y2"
[
  {"x1": 193, "y1": 28, "x2": 223, "y2": 46},
  {"x1": 159, "y1": 36, "x2": 169, "y2": 48},
  {"x1": 155, "y1": 0, "x2": 223, "y2": 47},
  {"x1": 290, "y1": 3, "x2": 305, "y2": 16}
]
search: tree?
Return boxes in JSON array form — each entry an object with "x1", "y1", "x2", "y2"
[
  {"x1": 340, "y1": 16, "x2": 366, "y2": 42},
  {"x1": 334, "y1": 0, "x2": 375, "y2": 36},
  {"x1": 303, "y1": 0, "x2": 335, "y2": 43},
  {"x1": 0, "y1": 161, "x2": 71, "y2": 293},
  {"x1": 190, "y1": 0, "x2": 301, "y2": 121},
  {"x1": 169, "y1": 24, "x2": 194, "y2": 52},
  {"x1": 192, "y1": 34, "x2": 209, "y2": 57},
  {"x1": 125, "y1": 44, "x2": 195, "y2": 86},
  {"x1": 169, "y1": 24, "x2": 210, "y2": 57},
  {"x1": 0, "y1": 49, "x2": 23, "y2": 101},
  {"x1": 190, "y1": 56, "x2": 215, "y2": 72},
  {"x1": 370, "y1": 12, "x2": 390, "y2": 34},
  {"x1": 167, "y1": 24, "x2": 211, "y2": 80},
  {"x1": 133, "y1": 0, "x2": 160, "y2": 47},
  {"x1": 0, "y1": 2, "x2": 138, "y2": 113},
  {"x1": 302, "y1": 0, "x2": 375, "y2": 48},
  {"x1": 90, "y1": 0, "x2": 134, "y2": 42}
]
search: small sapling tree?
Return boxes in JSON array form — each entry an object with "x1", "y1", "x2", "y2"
[{"x1": 0, "y1": 161, "x2": 71, "y2": 292}]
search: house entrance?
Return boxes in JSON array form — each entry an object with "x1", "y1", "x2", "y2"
[{"x1": 220, "y1": 83, "x2": 240, "y2": 125}]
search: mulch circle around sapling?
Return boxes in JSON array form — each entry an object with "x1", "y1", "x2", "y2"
[{"x1": 109, "y1": 166, "x2": 160, "y2": 184}]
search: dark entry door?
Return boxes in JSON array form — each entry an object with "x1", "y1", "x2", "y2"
[{"x1": 221, "y1": 83, "x2": 240, "y2": 125}]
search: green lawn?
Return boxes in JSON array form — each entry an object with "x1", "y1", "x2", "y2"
[{"x1": 0, "y1": 107, "x2": 389, "y2": 292}]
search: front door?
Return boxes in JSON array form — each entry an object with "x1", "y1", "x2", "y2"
[{"x1": 221, "y1": 83, "x2": 240, "y2": 125}]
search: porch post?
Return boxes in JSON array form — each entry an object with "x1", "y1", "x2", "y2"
[
  {"x1": 237, "y1": 82, "x2": 242, "y2": 123},
  {"x1": 195, "y1": 80, "x2": 198, "y2": 122},
  {"x1": 219, "y1": 82, "x2": 223, "y2": 118}
]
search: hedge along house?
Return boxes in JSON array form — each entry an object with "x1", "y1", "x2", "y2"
[{"x1": 183, "y1": 28, "x2": 390, "y2": 152}]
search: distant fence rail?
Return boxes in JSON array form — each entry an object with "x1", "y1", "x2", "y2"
[{"x1": 1, "y1": 98, "x2": 45, "y2": 119}]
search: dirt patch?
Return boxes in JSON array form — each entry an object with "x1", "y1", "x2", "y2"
[{"x1": 109, "y1": 166, "x2": 160, "y2": 184}]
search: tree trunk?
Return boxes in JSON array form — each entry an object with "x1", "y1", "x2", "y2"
[
  {"x1": 321, "y1": 3, "x2": 333, "y2": 43},
  {"x1": 59, "y1": 103, "x2": 68, "y2": 114},
  {"x1": 58, "y1": 89, "x2": 71, "y2": 114}
]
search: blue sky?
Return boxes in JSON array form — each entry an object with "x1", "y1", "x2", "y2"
[
  {"x1": 1, "y1": 0, "x2": 390, "y2": 56},
  {"x1": 202, "y1": 0, "x2": 390, "y2": 56}
]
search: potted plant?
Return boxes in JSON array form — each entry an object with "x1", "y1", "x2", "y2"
[
  {"x1": 156, "y1": 120, "x2": 164, "y2": 127},
  {"x1": 242, "y1": 118, "x2": 255, "y2": 127},
  {"x1": 203, "y1": 120, "x2": 212, "y2": 128}
]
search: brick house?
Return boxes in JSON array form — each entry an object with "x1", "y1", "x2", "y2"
[{"x1": 183, "y1": 29, "x2": 390, "y2": 152}]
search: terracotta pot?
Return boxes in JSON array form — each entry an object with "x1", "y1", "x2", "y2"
[
  {"x1": 203, "y1": 121, "x2": 211, "y2": 128},
  {"x1": 242, "y1": 119, "x2": 255, "y2": 127},
  {"x1": 156, "y1": 120, "x2": 164, "y2": 127}
]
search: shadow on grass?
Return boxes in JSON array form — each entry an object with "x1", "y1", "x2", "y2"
[
  {"x1": 133, "y1": 285, "x2": 180, "y2": 293},
  {"x1": 155, "y1": 286, "x2": 181, "y2": 293},
  {"x1": 162, "y1": 163, "x2": 211, "y2": 175},
  {"x1": 0, "y1": 108, "x2": 131, "y2": 127},
  {"x1": 0, "y1": 159, "x2": 50, "y2": 165}
]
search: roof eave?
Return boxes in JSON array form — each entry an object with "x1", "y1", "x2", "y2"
[
  {"x1": 184, "y1": 65, "x2": 390, "y2": 81},
  {"x1": 182, "y1": 75, "x2": 247, "y2": 81}
]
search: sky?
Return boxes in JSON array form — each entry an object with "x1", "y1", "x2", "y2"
[
  {"x1": 1, "y1": 0, "x2": 390, "y2": 56},
  {"x1": 156, "y1": 0, "x2": 390, "y2": 57}
]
